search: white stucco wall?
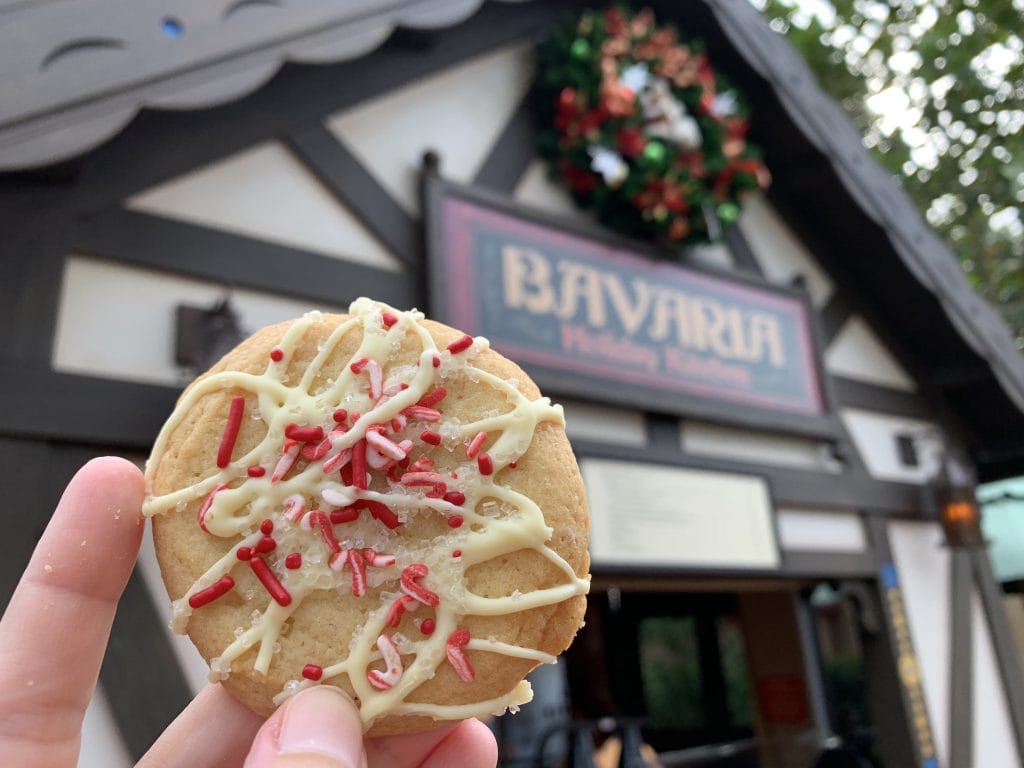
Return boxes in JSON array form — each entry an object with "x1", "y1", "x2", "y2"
[
  {"x1": 129, "y1": 141, "x2": 401, "y2": 271},
  {"x1": 888, "y1": 520, "x2": 950, "y2": 768},
  {"x1": 53, "y1": 256, "x2": 345, "y2": 386},
  {"x1": 972, "y1": 588, "x2": 1022, "y2": 768},
  {"x1": 327, "y1": 43, "x2": 534, "y2": 215},
  {"x1": 776, "y1": 509, "x2": 866, "y2": 553},
  {"x1": 825, "y1": 316, "x2": 916, "y2": 391},
  {"x1": 79, "y1": 686, "x2": 132, "y2": 768}
]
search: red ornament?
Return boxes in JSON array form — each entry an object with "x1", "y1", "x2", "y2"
[{"x1": 617, "y1": 128, "x2": 646, "y2": 158}]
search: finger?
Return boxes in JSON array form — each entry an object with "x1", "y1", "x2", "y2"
[
  {"x1": 365, "y1": 718, "x2": 498, "y2": 768},
  {"x1": 243, "y1": 686, "x2": 366, "y2": 768},
  {"x1": 0, "y1": 457, "x2": 145, "y2": 766},
  {"x1": 136, "y1": 684, "x2": 264, "y2": 768}
]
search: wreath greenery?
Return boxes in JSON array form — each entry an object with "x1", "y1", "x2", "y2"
[{"x1": 534, "y1": 6, "x2": 770, "y2": 246}]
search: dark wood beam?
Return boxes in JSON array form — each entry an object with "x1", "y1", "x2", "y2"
[
  {"x1": 284, "y1": 126, "x2": 420, "y2": 271},
  {"x1": 0, "y1": 366, "x2": 177, "y2": 449},
  {"x1": 574, "y1": 438, "x2": 924, "y2": 516},
  {"x1": 472, "y1": 97, "x2": 537, "y2": 193},
  {"x1": 949, "y1": 549, "x2": 973, "y2": 768},
  {"x1": 832, "y1": 376, "x2": 935, "y2": 421},
  {"x1": 722, "y1": 223, "x2": 764, "y2": 276},
  {"x1": 72, "y1": 208, "x2": 416, "y2": 309},
  {"x1": 818, "y1": 291, "x2": 852, "y2": 347}
]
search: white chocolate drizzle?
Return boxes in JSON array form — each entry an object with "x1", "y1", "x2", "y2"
[{"x1": 143, "y1": 298, "x2": 590, "y2": 728}]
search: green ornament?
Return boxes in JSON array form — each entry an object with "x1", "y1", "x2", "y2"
[
  {"x1": 642, "y1": 141, "x2": 666, "y2": 165},
  {"x1": 570, "y1": 38, "x2": 591, "y2": 60},
  {"x1": 717, "y1": 202, "x2": 740, "y2": 223}
]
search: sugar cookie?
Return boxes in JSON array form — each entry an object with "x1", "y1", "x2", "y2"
[{"x1": 143, "y1": 298, "x2": 590, "y2": 734}]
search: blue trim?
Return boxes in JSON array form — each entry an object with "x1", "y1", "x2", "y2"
[
  {"x1": 881, "y1": 563, "x2": 899, "y2": 589},
  {"x1": 160, "y1": 18, "x2": 184, "y2": 39},
  {"x1": 922, "y1": 758, "x2": 939, "y2": 768}
]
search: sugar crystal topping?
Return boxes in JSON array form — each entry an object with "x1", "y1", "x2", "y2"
[{"x1": 142, "y1": 298, "x2": 589, "y2": 727}]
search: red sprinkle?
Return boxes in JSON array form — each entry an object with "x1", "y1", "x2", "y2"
[
  {"x1": 407, "y1": 454, "x2": 433, "y2": 469},
  {"x1": 361, "y1": 499, "x2": 401, "y2": 530},
  {"x1": 198, "y1": 484, "x2": 228, "y2": 533},
  {"x1": 443, "y1": 491, "x2": 466, "y2": 506},
  {"x1": 420, "y1": 618, "x2": 436, "y2": 636},
  {"x1": 349, "y1": 357, "x2": 370, "y2": 373},
  {"x1": 420, "y1": 430, "x2": 442, "y2": 446},
  {"x1": 332, "y1": 409, "x2": 349, "y2": 423},
  {"x1": 285, "y1": 553, "x2": 302, "y2": 569},
  {"x1": 364, "y1": 548, "x2": 397, "y2": 568},
  {"x1": 256, "y1": 536, "x2": 277, "y2": 553},
  {"x1": 477, "y1": 453, "x2": 494, "y2": 476},
  {"x1": 351, "y1": 440, "x2": 367, "y2": 490},
  {"x1": 330, "y1": 505, "x2": 360, "y2": 524},
  {"x1": 453, "y1": 550, "x2": 462, "y2": 558},
  {"x1": 367, "y1": 634, "x2": 404, "y2": 691},
  {"x1": 466, "y1": 431, "x2": 487, "y2": 459},
  {"x1": 322, "y1": 446, "x2": 352, "y2": 476},
  {"x1": 270, "y1": 348, "x2": 284, "y2": 362},
  {"x1": 417, "y1": 387, "x2": 448, "y2": 408},
  {"x1": 348, "y1": 549, "x2": 367, "y2": 597},
  {"x1": 302, "y1": 664, "x2": 323, "y2": 681},
  {"x1": 446, "y1": 629, "x2": 475, "y2": 682},
  {"x1": 236, "y1": 547, "x2": 253, "y2": 561},
  {"x1": 188, "y1": 576, "x2": 235, "y2": 609},
  {"x1": 447, "y1": 335, "x2": 474, "y2": 354},
  {"x1": 283, "y1": 495, "x2": 306, "y2": 524},
  {"x1": 260, "y1": 519, "x2": 274, "y2": 535},
  {"x1": 301, "y1": 438, "x2": 332, "y2": 461},
  {"x1": 272, "y1": 440, "x2": 302, "y2": 483},
  {"x1": 285, "y1": 424, "x2": 325, "y2": 443},
  {"x1": 448, "y1": 515, "x2": 464, "y2": 529},
  {"x1": 216, "y1": 396, "x2": 246, "y2": 469},
  {"x1": 249, "y1": 556, "x2": 292, "y2": 606},
  {"x1": 432, "y1": 355, "x2": 441, "y2": 368},
  {"x1": 401, "y1": 471, "x2": 448, "y2": 498},
  {"x1": 382, "y1": 311, "x2": 399, "y2": 328},
  {"x1": 386, "y1": 595, "x2": 416, "y2": 628},
  {"x1": 400, "y1": 563, "x2": 440, "y2": 607},
  {"x1": 509, "y1": 462, "x2": 517, "y2": 469},
  {"x1": 402, "y1": 406, "x2": 441, "y2": 422},
  {"x1": 309, "y1": 510, "x2": 341, "y2": 554},
  {"x1": 247, "y1": 465, "x2": 266, "y2": 478}
]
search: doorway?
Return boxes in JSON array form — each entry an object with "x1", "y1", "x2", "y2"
[{"x1": 554, "y1": 582, "x2": 885, "y2": 768}]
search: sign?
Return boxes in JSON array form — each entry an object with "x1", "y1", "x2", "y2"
[
  {"x1": 580, "y1": 458, "x2": 780, "y2": 570},
  {"x1": 880, "y1": 564, "x2": 939, "y2": 768},
  {"x1": 425, "y1": 179, "x2": 831, "y2": 435}
]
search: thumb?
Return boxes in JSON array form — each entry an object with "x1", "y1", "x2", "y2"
[{"x1": 244, "y1": 686, "x2": 367, "y2": 768}]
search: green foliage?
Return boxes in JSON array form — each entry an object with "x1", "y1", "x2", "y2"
[
  {"x1": 638, "y1": 617, "x2": 704, "y2": 729},
  {"x1": 752, "y1": 0, "x2": 1024, "y2": 346}
]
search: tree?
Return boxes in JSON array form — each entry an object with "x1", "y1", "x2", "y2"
[{"x1": 751, "y1": 0, "x2": 1024, "y2": 346}]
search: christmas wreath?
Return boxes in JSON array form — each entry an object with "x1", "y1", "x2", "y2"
[{"x1": 534, "y1": 6, "x2": 770, "y2": 246}]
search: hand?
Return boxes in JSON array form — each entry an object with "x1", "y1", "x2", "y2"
[{"x1": 0, "y1": 457, "x2": 498, "y2": 768}]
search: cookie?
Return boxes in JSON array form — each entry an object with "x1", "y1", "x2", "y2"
[{"x1": 142, "y1": 298, "x2": 590, "y2": 734}]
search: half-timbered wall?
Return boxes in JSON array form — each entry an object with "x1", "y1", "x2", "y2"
[{"x1": 2, "y1": 5, "x2": 1019, "y2": 765}]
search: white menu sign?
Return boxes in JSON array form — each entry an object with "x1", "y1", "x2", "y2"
[{"x1": 581, "y1": 458, "x2": 780, "y2": 569}]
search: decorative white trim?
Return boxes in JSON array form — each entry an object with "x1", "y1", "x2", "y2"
[{"x1": 0, "y1": 0, "x2": 531, "y2": 170}]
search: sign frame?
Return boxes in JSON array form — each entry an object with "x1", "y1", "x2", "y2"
[
  {"x1": 580, "y1": 456, "x2": 782, "y2": 572},
  {"x1": 423, "y1": 172, "x2": 839, "y2": 440}
]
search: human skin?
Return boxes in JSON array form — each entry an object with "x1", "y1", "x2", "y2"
[{"x1": 0, "y1": 457, "x2": 497, "y2": 768}]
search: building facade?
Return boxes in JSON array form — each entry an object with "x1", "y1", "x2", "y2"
[{"x1": 3, "y1": 2, "x2": 1024, "y2": 767}]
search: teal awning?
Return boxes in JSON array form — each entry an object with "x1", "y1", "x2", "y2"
[{"x1": 981, "y1": 477, "x2": 1024, "y2": 583}]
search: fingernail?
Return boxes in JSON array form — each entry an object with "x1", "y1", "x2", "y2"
[{"x1": 275, "y1": 687, "x2": 365, "y2": 767}]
